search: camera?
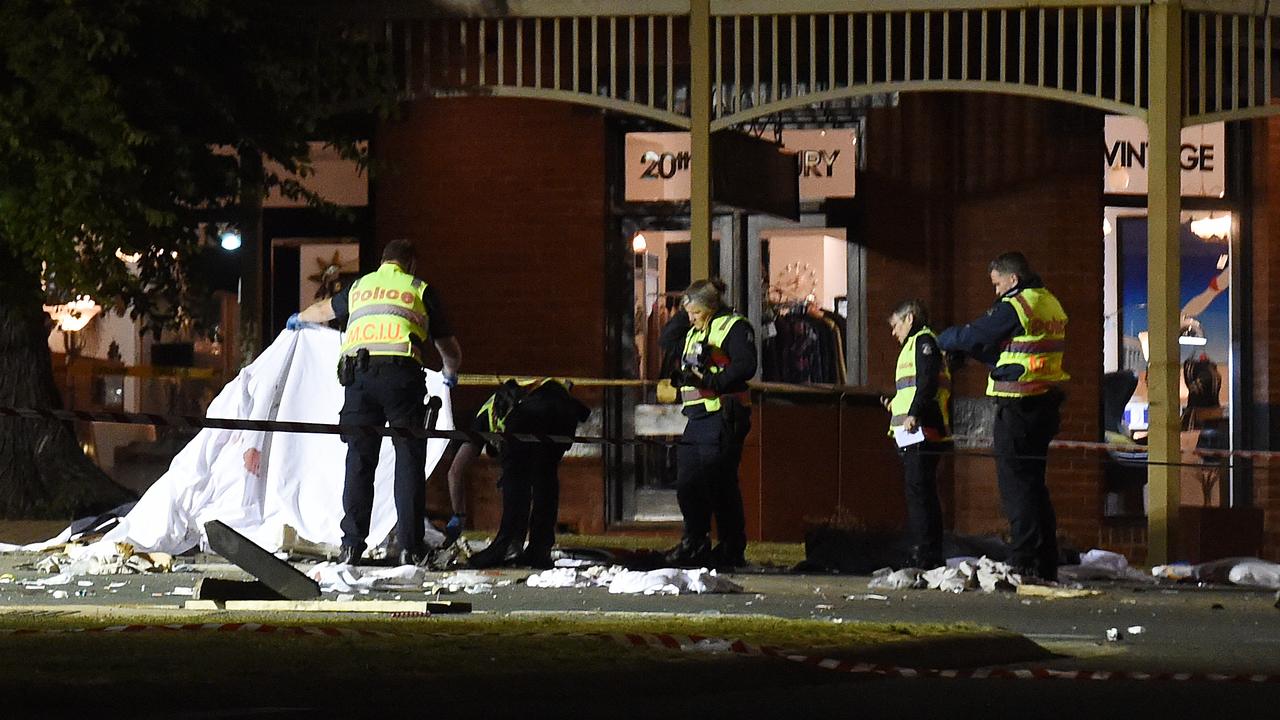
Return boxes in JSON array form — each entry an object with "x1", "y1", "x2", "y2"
[{"x1": 669, "y1": 342, "x2": 711, "y2": 387}]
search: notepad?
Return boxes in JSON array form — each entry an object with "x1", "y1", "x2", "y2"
[{"x1": 894, "y1": 426, "x2": 925, "y2": 448}]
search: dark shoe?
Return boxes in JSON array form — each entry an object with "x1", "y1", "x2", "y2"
[
  {"x1": 398, "y1": 548, "x2": 429, "y2": 567},
  {"x1": 664, "y1": 536, "x2": 713, "y2": 568},
  {"x1": 469, "y1": 539, "x2": 523, "y2": 569},
  {"x1": 337, "y1": 546, "x2": 363, "y2": 566},
  {"x1": 908, "y1": 547, "x2": 944, "y2": 570},
  {"x1": 516, "y1": 548, "x2": 555, "y2": 570},
  {"x1": 711, "y1": 543, "x2": 747, "y2": 570}
]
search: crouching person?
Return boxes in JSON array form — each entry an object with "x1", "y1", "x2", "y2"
[{"x1": 466, "y1": 379, "x2": 590, "y2": 569}]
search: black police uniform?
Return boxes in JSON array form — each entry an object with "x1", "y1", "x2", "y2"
[
  {"x1": 331, "y1": 282, "x2": 453, "y2": 559},
  {"x1": 660, "y1": 308, "x2": 758, "y2": 566},
  {"x1": 469, "y1": 380, "x2": 590, "y2": 568},
  {"x1": 937, "y1": 278, "x2": 1064, "y2": 581},
  {"x1": 896, "y1": 323, "x2": 950, "y2": 569}
]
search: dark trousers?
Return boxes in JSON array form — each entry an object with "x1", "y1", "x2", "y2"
[
  {"x1": 338, "y1": 361, "x2": 427, "y2": 553},
  {"x1": 900, "y1": 442, "x2": 945, "y2": 560},
  {"x1": 676, "y1": 405, "x2": 749, "y2": 551},
  {"x1": 993, "y1": 389, "x2": 1063, "y2": 579},
  {"x1": 494, "y1": 444, "x2": 565, "y2": 554}
]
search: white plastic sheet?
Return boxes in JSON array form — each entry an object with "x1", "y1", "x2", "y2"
[{"x1": 39, "y1": 327, "x2": 451, "y2": 556}]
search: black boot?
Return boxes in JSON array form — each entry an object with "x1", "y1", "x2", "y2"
[
  {"x1": 398, "y1": 547, "x2": 429, "y2": 567},
  {"x1": 469, "y1": 537, "x2": 523, "y2": 569},
  {"x1": 664, "y1": 536, "x2": 713, "y2": 568},
  {"x1": 711, "y1": 542, "x2": 748, "y2": 570},
  {"x1": 516, "y1": 546, "x2": 555, "y2": 570},
  {"x1": 337, "y1": 545, "x2": 363, "y2": 566}
]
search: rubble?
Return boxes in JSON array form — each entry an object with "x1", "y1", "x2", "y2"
[{"x1": 524, "y1": 565, "x2": 743, "y2": 595}]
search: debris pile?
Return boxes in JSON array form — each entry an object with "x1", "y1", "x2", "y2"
[{"x1": 526, "y1": 566, "x2": 743, "y2": 595}]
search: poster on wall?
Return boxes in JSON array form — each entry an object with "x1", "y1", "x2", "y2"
[
  {"x1": 1118, "y1": 216, "x2": 1231, "y2": 431},
  {"x1": 298, "y1": 243, "x2": 360, "y2": 310}
]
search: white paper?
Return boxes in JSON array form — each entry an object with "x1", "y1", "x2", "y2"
[{"x1": 894, "y1": 426, "x2": 925, "y2": 448}]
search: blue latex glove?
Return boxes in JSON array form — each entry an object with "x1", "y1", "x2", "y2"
[
  {"x1": 444, "y1": 514, "x2": 464, "y2": 546},
  {"x1": 285, "y1": 313, "x2": 303, "y2": 331},
  {"x1": 442, "y1": 372, "x2": 458, "y2": 388}
]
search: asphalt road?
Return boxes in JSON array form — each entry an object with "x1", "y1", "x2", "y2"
[{"x1": 2, "y1": 549, "x2": 1279, "y2": 719}]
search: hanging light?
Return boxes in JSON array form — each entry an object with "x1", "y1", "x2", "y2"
[
  {"x1": 43, "y1": 295, "x2": 102, "y2": 332},
  {"x1": 114, "y1": 248, "x2": 142, "y2": 264},
  {"x1": 1190, "y1": 213, "x2": 1232, "y2": 241}
]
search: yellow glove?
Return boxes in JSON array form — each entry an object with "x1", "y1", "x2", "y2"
[{"x1": 656, "y1": 379, "x2": 678, "y2": 404}]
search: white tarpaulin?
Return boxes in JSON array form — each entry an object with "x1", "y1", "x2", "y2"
[{"x1": 6, "y1": 326, "x2": 453, "y2": 556}]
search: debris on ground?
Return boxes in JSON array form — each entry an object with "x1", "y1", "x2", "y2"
[
  {"x1": 525, "y1": 566, "x2": 743, "y2": 595},
  {"x1": 31, "y1": 542, "x2": 173, "y2": 579},
  {"x1": 1151, "y1": 557, "x2": 1280, "y2": 590},
  {"x1": 1015, "y1": 584, "x2": 1102, "y2": 600},
  {"x1": 868, "y1": 557, "x2": 1024, "y2": 594},
  {"x1": 1058, "y1": 549, "x2": 1156, "y2": 584}
]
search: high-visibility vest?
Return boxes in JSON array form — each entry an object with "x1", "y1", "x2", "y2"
[
  {"x1": 339, "y1": 262, "x2": 429, "y2": 365},
  {"x1": 987, "y1": 287, "x2": 1070, "y2": 398},
  {"x1": 888, "y1": 327, "x2": 952, "y2": 442},
  {"x1": 477, "y1": 378, "x2": 554, "y2": 433},
  {"x1": 680, "y1": 313, "x2": 751, "y2": 413}
]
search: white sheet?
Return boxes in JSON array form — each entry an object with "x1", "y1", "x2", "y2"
[{"x1": 83, "y1": 326, "x2": 452, "y2": 555}]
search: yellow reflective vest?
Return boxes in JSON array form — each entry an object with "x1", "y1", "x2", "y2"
[
  {"x1": 680, "y1": 314, "x2": 750, "y2": 414},
  {"x1": 339, "y1": 262, "x2": 429, "y2": 365},
  {"x1": 888, "y1": 327, "x2": 951, "y2": 441},
  {"x1": 987, "y1": 287, "x2": 1070, "y2": 397}
]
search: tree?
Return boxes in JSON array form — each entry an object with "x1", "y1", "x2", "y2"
[{"x1": 0, "y1": 0, "x2": 399, "y2": 517}]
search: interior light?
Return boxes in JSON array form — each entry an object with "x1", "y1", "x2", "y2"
[
  {"x1": 1178, "y1": 336, "x2": 1208, "y2": 346},
  {"x1": 632, "y1": 233, "x2": 648, "y2": 253},
  {"x1": 220, "y1": 230, "x2": 242, "y2": 251},
  {"x1": 1190, "y1": 214, "x2": 1231, "y2": 241}
]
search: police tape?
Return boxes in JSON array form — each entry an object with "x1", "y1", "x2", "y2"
[
  {"x1": 0, "y1": 405, "x2": 611, "y2": 448},
  {"x1": 601, "y1": 632, "x2": 1280, "y2": 684},
  {"x1": 2, "y1": 623, "x2": 1272, "y2": 684},
  {"x1": 2, "y1": 403, "x2": 1277, "y2": 465}
]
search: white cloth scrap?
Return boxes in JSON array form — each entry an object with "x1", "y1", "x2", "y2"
[
  {"x1": 308, "y1": 561, "x2": 431, "y2": 593},
  {"x1": 524, "y1": 566, "x2": 743, "y2": 595},
  {"x1": 870, "y1": 557, "x2": 1022, "y2": 594}
]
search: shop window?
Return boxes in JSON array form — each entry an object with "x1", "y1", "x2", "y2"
[{"x1": 1103, "y1": 210, "x2": 1234, "y2": 517}]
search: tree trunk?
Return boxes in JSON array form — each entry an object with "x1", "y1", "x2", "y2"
[{"x1": 0, "y1": 262, "x2": 135, "y2": 519}]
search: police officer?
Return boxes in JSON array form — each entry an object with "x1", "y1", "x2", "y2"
[
  {"x1": 937, "y1": 252, "x2": 1068, "y2": 582},
  {"x1": 290, "y1": 238, "x2": 462, "y2": 566},
  {"x1": 660, "y1": 278, "x2": 757, "y2": 569},
  {"x1": 463, "y1": 378, "x2": 590, "y2": 569},
  {"x1": 883, "y1": 299, "x2": 951, "y2": 570}
]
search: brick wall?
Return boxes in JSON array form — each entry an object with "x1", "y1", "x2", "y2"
[
  {"x1": 377, "y1": 97, "x2": 608, "y2": 534},
  {"x1": 375, "y1": 97, "x2": 608, "y2": 381},
  {"x1": 1250, "y1": 116, "x2": 1280, "y2": 560},
  {"x1": 859, "y1": 93, "x2": 1105, "y2": 554}
]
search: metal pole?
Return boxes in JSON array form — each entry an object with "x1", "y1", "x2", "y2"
[
  {"x1": 1146, "y1": 0, "x2": 1183, "y2": 565},
  {"x1": 690, "y1": 0, "x2": 712, "y2": 281}
]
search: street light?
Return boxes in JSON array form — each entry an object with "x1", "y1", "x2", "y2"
[{"x1": 220, "y1": 228, "x2": 243, "y2": 251}]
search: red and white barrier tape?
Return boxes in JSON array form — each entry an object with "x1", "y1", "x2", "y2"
[
  {"x1": 600, "y1": 632, "x2": 1280, "y2": 684},
  {"x1": 2, "y1": 623, "x2": 1275, "y2": 683}
]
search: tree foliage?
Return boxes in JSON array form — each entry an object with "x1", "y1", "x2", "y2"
[{"x1": 0, "y1": 0, "x2": 400, "y2": 334}]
